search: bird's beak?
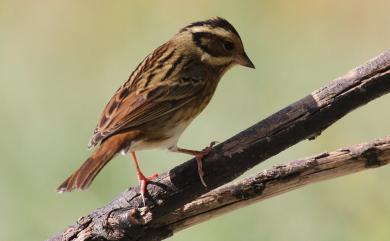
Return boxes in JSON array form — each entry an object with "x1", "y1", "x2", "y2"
[{"x1": 234, "y1": 52, "x2": 255, "y2": 69}]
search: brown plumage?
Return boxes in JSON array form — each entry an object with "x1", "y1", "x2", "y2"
[
  {"x1": 58, "y1": 131, "x2": 140, "y2": 191},
  {"x1": 57, "y1": 17, "x2": 254, "y2": 203}
]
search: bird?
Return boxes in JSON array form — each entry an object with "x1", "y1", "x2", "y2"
[{"x1": 57, "y1": 17, "x2": 255, "y2": 204}]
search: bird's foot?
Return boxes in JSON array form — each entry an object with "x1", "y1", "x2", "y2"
[
  {"x1": 137, "y1": 172, "x2": 158, "y2": 206},
  {"x1": 172, "y1": 141, "x2": 218, "y2": 187},
  {"x1": 194, "y1": 141, "x2": 218, "y2": 187}
]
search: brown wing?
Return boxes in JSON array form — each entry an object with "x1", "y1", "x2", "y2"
[{"x1": 88, "y1": 79, "x2": 206, "y2": 148}]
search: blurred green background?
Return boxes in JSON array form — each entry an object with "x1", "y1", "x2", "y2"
[{"x1": 1, "y1": 0, "x2": 390, "y2": 240}]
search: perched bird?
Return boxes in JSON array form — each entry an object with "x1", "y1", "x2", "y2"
[{"x1": 57, "y1": 17, "x2": 254, "y2": 203}]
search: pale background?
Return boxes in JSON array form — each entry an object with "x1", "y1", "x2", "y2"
[{"x1": 1, "y1": 1, "x2": 390, "y2": 240}]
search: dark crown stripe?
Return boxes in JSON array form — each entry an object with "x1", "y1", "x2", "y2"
[{"x1": 180, "y1": 17, "x2": 240, "y2": 38}]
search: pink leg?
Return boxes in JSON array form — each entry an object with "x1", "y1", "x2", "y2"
[
  {"x1": 172, "y1": 141, "x2": 217, "y2": 187},
  {"x1": 130, "y1": 151, "x2": 158, "y2": 205}
]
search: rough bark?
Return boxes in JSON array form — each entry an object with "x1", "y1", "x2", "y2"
[
  {"x1": 49, "y1": 50, "x2": 390, "y2": 241},
  {"x1": 158, "y1": 136, "x2": 390, "y2": 235}
]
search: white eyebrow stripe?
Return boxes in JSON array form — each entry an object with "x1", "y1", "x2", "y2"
[{"x1": 190, "y1": 26, "x2": 232, "y2": 39}]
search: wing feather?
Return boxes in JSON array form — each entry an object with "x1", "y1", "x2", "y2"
[{"x1": 89, "y1": 79, "x2": 205, "y2": 147}]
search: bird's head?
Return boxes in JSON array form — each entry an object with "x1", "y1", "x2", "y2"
[{"x1": 176, "y1": 17, "x2": 255, "y2": 69}]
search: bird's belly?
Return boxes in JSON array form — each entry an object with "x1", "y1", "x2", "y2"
[
  {"x1": 125, "y1": 88, "x2": 214, "y2": 153},
  {"x1": 129, "y1": 120, "x2": 191, "y2": 151}
]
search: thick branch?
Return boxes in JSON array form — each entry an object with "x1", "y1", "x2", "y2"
[
  {"x1": 158, "y1": 136, "x2": 390, "y2": 234},
  {"x1": 50, "y1": 50, "x2": 390, "y2": 241}
]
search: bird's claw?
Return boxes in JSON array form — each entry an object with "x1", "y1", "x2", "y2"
[
  {"x1": 195, "y1": 141, "x2": 218, "y2": 187},
  {"x1": 201, "y1": 141, "x2": 218, "y2": 155},
  {"x1": 138, "y1": 172, "x2": 158, "y2": 206}
]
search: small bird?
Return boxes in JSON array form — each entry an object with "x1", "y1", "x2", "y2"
[{"x1": 57, "y1": 17, "x2": 254, "y2": 203}]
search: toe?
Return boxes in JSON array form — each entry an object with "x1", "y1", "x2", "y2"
[{"x1": 148, "y1": 173, "x2": 158, "y2": 179}]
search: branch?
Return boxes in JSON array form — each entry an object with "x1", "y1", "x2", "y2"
[
  {"x1": 49, "y1": 50, "x2": 390, "y2": 241},
  {"x1": 157, "y1": 136, "x2": 390, "y2": 234}
]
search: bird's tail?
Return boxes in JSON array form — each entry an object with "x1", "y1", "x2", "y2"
[{"x1": 57, "y1": 132, "x2": 137, "y2": 193}]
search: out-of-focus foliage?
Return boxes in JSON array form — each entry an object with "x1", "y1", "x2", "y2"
[{"x1": 1, "y1": 1, "x2": 390, "y2": 240}]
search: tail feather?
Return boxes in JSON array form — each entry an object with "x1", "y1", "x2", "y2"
[{"x1": 57, "y1": 132, "x2": 138, "y2": 193}]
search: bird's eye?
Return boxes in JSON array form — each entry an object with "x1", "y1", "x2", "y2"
[{"x1": 223, "y1": 41, "x2": 235, "y2": 51}]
